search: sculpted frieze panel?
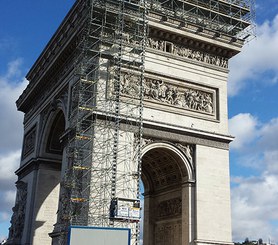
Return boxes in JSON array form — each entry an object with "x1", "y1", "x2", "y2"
[
  {"x1": 147, "y1": 37, "x2": 228, "y2": 68},
  {"x1": 22, "y1": 126, "x2": 37, "y2": 159},
  {"x1": 8, "y1": 181, "x2": 27, "y2": 243},
  {"x1": 119, "y1": 72, "x2": 216, "y2": 117},
  {"x1": 157, "y1": 198, "x2": 182, "y2": 218}
]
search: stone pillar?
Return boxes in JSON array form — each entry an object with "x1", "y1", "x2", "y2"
[
  {"x1": 182, "y1": 182, "x2": 195, "y2": 245},
  {"x1": 30, "y1": 166, "x2": 61, "y2": 245},
  {"x1": 143, "y1": 193, "x2": 154, "y2": 245},
  {"x1": 49, "y1": 146, "x2": 70, "y2": 243}
]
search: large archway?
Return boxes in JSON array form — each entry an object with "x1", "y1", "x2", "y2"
[
  {"x1": 141, "y1": 142, "x2": 195, "y2": 245},
  {"x1": 31, "y1": 110, "x2": 65, "y2": 244}
]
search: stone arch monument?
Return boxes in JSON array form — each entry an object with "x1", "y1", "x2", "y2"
[
  {"x1": 141, "y1": 142, "x2": 195, "y2": 245},
  {"x1": 7, "y1": 0, "x2": 254, "y2": 244}
]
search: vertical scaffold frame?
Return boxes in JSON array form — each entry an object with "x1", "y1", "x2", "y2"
[{"x1": 60, "y1": 0, "x2": 147, "y2": 244}]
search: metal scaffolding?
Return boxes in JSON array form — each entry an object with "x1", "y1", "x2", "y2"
[
  {"x1": 58, "y1": 0, "x2": 254, "y2": 244},
  {"x1": 147, "y1": 0, "x2": 255, "y2": 42},
  {"x1": 61, "y1": 0, "x2": 147, "y2": 244}
]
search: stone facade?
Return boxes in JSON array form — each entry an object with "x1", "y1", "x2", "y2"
[{"x1": 8, "y1": 1, "x2": 246, "y2": 244}]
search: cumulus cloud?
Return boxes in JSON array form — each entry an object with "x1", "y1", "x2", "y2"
[
  {"x1": 228, "y1": 15, "x2": 278, "y2": 96},
  {"x1": 229, "y1": 22, "x2": 278, "y2": 243},
  {"x1": 0, "y1": 151, "x2": 21, "y2": 191},
  {"x1": 0, "y1": 189, "x2": 16, "y2": 222},
  {"x1": 258, "y1": 118, "x2": 278, "y2": 151},
  {"x1": 230, "y1": 115, "x2": 278, "y2": 243},
  {"x1": 0, "y1": 59, "x2": 27, "y2": 236},
  {"x1": 229, "y1": 113, "x2": 259, "y2": 150},
  {"x1": 263, "y1": 150, "x2": 278, "y2": 174},
  {"x1": 232, "y1": 174, "x2": 278, "y2": 243},
  {"x1": 0, "y1": 59, "x2": 27, "y2": 153}
]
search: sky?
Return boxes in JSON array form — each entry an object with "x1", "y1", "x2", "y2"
[{"x1": 0, "y1": 0, "x2": 278, "y2": 243}]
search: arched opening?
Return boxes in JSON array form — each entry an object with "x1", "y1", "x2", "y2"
[
  {"x1": 141, "y1": 143, "x2": 194, "y2": 245},
  {"x1": 32, "y1": 110, "x2": 65, "y2": 244},
  {"x1": 46, "y1": 111, "x2": 65, "y2": 154}
]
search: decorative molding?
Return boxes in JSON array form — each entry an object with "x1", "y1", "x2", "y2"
[
  {"x1": 143, "y1": 127, "x2": 230, "y2": 150},
  {"x1": 144, "y1": 77, "x2": 215, "y2": 114},
  {"x1": 19, "y1": 0, "x2": 86, "y2": 96},
  {"x1": 7, "y1": 181, "x2": 28, "y2": 243},
  {"x1": 40, "y1": 105, "x2": 52, "y2": 141},
  {"x1": 103, "y1": 29, "x2": 229, "y2": 68},
  {"x1": 141, "y1": 138, "x2": 154, "y2": 148},
  {"x1": 22, "y1": 126, "x2": 37, "y2": 159},
  {"x1": 141, "y1": 138, "x2": 194, "y2": 166},
  {"x1": 52, "y1": 88, "x2": 69, "y2": 119},
  {"x1": 175, "y1": 143, "x2": 194, "y2": 165},
  {"x1": 147, "y1": 37, "x2": 228, "y2": 68},
  {"x1": 119, "y1": 72, "x2": 216, "y2": 117},
  {"x1": 157, "y1": 198, "x2": 182, "y2": 218},
  {"x1": 23, "y1": 49, "x2": 75, "y2": 122}
]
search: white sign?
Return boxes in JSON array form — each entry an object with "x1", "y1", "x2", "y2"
[{"x1": 68, "y1": 226, "x2": 131, "y2": 245}]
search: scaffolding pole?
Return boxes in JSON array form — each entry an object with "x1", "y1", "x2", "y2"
[
  {"x1": 147, "y1": 0, "x2": 255, "y2": 42},
  {"x1": 59, "y1": 0, "x2": 147, "y2": 244}
]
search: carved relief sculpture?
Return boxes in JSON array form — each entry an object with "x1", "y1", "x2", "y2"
[
  {"x1": 22, "y1": 126, "x2": 36, "y2": 158},
  {"x1": 7, "y1": 181, "x2": 27, "y2": 244},
  {"x1": 175, "y1": 143, "x2": 194, "y2": 165},
  {"x1": 119, "y1": 73, "x2": 216, "y2": 116},
  {"x1": 147, "y1": 37, "x2": 228, "y2": 68},
  {"x1": 157, "y1": 198, "x2": 182, "y2": 218}
]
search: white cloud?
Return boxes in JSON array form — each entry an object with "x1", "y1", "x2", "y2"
[
  {"x1": 0, "y1": 189, "x2": 16, "y2": 221},
  {"x1": 232, "y1": 174, "x2": 278, "y2": 243},
  {"x1": 0, "y1": 151, "x2": 21, "y2": 191},
  {"x1": 4, "y1": 191, "x2": 16, "y2": 208},
  {"x1": 228, "y1": 15, "x2": 278, "y2": 96},
  {"x1": 0, "y1": 59, "x2": 27, "y2": 153},
  {"x1": 229, "y1": 113, "x2": 259, "y2": 150},
  {"x1": 0, "y1": 59, "x2": 27, "y2": 238},
  {"x1": 264, "y1": 150, "x2": 278, "y2": 174},
  {"x1": 230, "y1": 115, "x2": 278, "y2": 243},
  {"x1": 258, "y1": 118, "x2": 278, "y2": 151}
]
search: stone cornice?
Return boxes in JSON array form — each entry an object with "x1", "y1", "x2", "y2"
[
  {"x1": 149, "y1": 26, "x2": 234, "y2": 59},
  {"x1": 15, "y1": 158, "x2": 62, "y2": 179},
  {"x1": 143, "y1": 119, "x2": 234, "y2": 149},
  {"x1": 148, "y1": 16, "x2": 243, "y2": 58},
  {"x1": 16, "y1": 1, "x2": 86, "y2": 112},
  {"x1": 17, "y1": 41, "x2": 76, "y2": 114},
  {"x1": 26, "y1": 1, "x2": 85, "y2": 81}
]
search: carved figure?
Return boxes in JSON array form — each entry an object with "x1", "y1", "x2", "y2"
[
  {"x1": 23, "y1": 128, "x2": 36, "y2": 158},
  {"x1": 120, "y1": 73, "x2": 215, "y2": 115},
  {"x1": 147, "y1": 37, "x2": 228, "y2": 68},
  {"x1": 8, "y1": 181, "x2": 27, "y2": 242},
  {"x1": 158, "y1": 82, "x2": 168, "y2": 100},
  {"x1": 115, "y1": 30, "x2": 130, "y2": 43},
  {"x1": 157, "y1": 198, "x2": 182, "y2": 218},
  {"x1": 119, "y1": 73, "x2": 140, "y2": 97}
]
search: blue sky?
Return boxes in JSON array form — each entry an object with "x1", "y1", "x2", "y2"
[{"x1": 0, "y1": 0, "x2": 278, "y2": 243}]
